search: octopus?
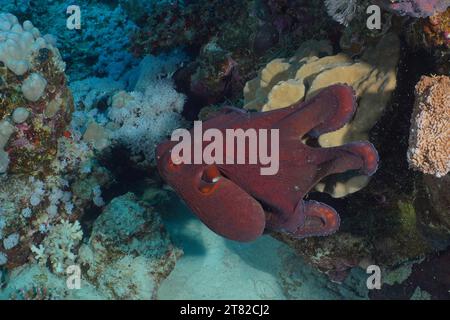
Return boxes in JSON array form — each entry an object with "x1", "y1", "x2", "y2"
[{"x1": 156, "y1": 84, "x2": 379, "y2": 242}]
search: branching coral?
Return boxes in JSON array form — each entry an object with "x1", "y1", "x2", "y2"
[
  {"x1": 31, "y1": 219, "x2": 83, "y2": 274},
  {"x1": 0, "y1": 162, "x2": 98, "y2": 269},
  {"x1": 407, "y1": 75, "x2": 450, "y2": 177}
]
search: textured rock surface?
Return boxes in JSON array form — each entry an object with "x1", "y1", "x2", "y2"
[{"x1": 78, "y1": 193, "x2": 182, "y2": 299}]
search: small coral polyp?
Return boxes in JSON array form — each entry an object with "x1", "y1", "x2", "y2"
[{"x1": 0, "y1": 12, "x2": 73, "y2": 174}]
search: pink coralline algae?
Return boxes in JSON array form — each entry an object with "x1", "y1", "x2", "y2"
[{"x1": 377, "y1": 0, "x2": 450, "y2": 17}]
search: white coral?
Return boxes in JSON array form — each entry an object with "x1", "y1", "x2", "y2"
[
  {"x1": 21, "y1": 72, "x2": 47, "y2": 102},
  {"x1": 325, "y1": 0, "x2": 358, "y2": 26},
  {"x1": 31, "y1": 220, "x2": 83, "y2": 274},
  {"x1": 30, "y1": 244, "x2": 46, "y2": 261},
  {"x1": 0, "y1": 12, "x2": 65, "y2": 75},
  {"x1": 109, "y1": 80, "x2": 185, "y2": 164}
]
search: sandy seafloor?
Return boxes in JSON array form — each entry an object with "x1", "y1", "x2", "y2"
[{"x1": 157, "y1": 197, "x2": 369, "y2": 300}]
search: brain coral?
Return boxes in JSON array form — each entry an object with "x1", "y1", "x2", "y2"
[
  {"x1": 244, "y1": 33, "x2": 400, "y2": 197},
  {"x1": 0, "y1": 12, "x2": 73, "y2": 174},
  {"x1": 407, "y1": 75, "x2": 450, "y2": 177}
]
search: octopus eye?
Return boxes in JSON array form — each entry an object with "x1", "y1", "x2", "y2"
[
  {"x1": 201, "y1": 165, "x2": 221, "y2": 183},
  {"x1": 199, "y1": 166, "x2": 221, "y2": 194}
]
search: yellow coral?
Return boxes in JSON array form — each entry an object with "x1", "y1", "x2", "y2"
[
  {"x1": 243, "y1": 34, "x2": 400, "y2": 197},
  {"x1": 263, "y1": 79, "x2": 305, "y2": 111}
]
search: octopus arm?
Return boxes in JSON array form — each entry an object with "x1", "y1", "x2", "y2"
[{"x1": 187, "y1": 165, "x2": 266, "y2": 242}]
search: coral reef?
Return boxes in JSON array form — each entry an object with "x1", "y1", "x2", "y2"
[
  {"x1": 274, "y1": 191, "x2": 436, "y2": 283},
  {"x1": 0, "y1": 12, "x2": 72, "y2": 174},
  {"x1": 107, "y1": 54, "x2": 187, "y2": 165},
  {"x1": 130, "y1": 0, "x2": 252, "y2": 56},
  {"x1": 407, "y1": 75, "x2": 450, "y2": 177},
  {"x1": 253, "y1": 0, "x2": 329, "y2": 53},
  {"x1": 0, "y1": 13, "x2": 111, "y2": 272},
  {"x1": 78, "y1": 193, "x2": 182, "y2": 299},
  {"x1": 408, "y1": 8, "x2": 450, "y2": 74},
  {"x1": 423, "y1": 8, "x2": 450, "y2": 48},
  {"x1": 0, "y1": 137, "x2": 111, "y2": 269},
  {"x1": 3, "y1": 0, "x2": 139, "y2": 81},
  {"x1": 0, "y1": 19, "x2": 186, "y2": 293},
  {"x1": 0, "y1": 193, "x2": 182, "y2": 300},
  {"x1": 370, "y1": 247, "x2": 450, "y2": 299},
  {"x1": 31, "y1": 219, "x2": 83, "y2": 274},
  {"x1": 108, "y1": 83, "x2": 185, "y2": 164},
  {"x1": 0, "y1": 0, "x2": 448, "y2": 301},
  {"x1": 377, "y1": 0, "x2": 449, "y2": 17},
  {"x1": 51, "y1": 0, "x2": 138, "y2": 81},
  {"x1": 66, "y1": 52, "x2": 187, "y2": 166},
  {"x1": 185, "y1": 40, "x2": 244, "y2": 107},
  {"x1": 272, "y1": 45, "x2": 448, "y2": 284},
  {"x1": 244, "y1": 33, "x2": 400, "y2": 198},
  {"x1": 339, "y1": 1, "x2": 395, "y2": 57},
  {"x1": 133, "y1": 0, "x2": 335, "y2": 117}
]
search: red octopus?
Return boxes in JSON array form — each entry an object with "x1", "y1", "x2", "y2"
[{"x1": 156, "y1": 84, "x2": 378, "y2": 242}]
